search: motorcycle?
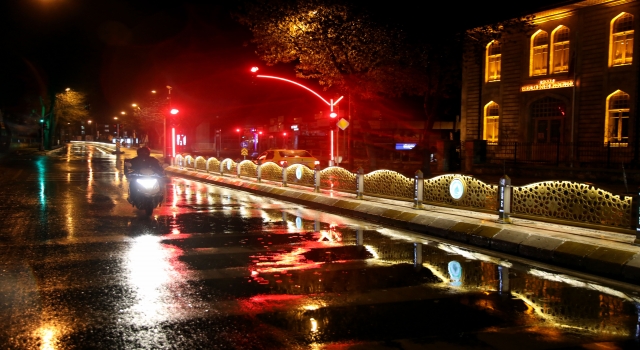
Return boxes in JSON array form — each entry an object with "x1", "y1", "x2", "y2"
[{"x1": 125, "y1": 161, "x2": 165, "y2": 216}]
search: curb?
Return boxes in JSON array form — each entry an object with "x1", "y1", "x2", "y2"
[{"x1": 165, "y1": 166, "x2": 640, "y2": 284}]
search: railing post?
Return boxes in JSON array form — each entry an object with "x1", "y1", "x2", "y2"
[
  {"x1": 498, "y1": 175, "x2": 512, "y2": 224},
  {"x1": 413, "y1": 242, "x2": 423, "y2": 271},
  {"x1": 205, "y1": 159, "x2": 209, "y2": 173},
  {"x1": 314, "y1": 166, "x2": 321, "y2": 193},
  {"x1": 356, "y1": 167, "x2": 364, "y2": 199},
  {"x1": 220, "y1": 160, "x2": 224, "y2": 175},
  {"x1": 282, "y1": 161, "x2": 288, "y2": 187},
  {"x1": 237, "y1": 161, "x2": 242, "y2": 178},
  {"x1": 413, "y1": 170, "x2": 424, "y2": 209},
  {"x1": 257, "y1": 164, "x2": 262, "y2": 183}
]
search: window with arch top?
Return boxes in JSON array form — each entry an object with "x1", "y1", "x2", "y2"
[
  {"x1": 486, "y1": 41, "x2": 501, "y2": 82},
  {"x1": 484, "y1": 102, "x2": 500, "y2": 144},
  {"x1": 605, "y1": 90, "x2": 630, "y2": 144},
  {"x1": 611, "y1": 13, "x2": 634, "y2": 66},
  {"x1": 551, "y1": 26, "x2": 570, "y2": 73},
  {"x1": 531, "y1": 30, "x2": 549, "y2": 76}
]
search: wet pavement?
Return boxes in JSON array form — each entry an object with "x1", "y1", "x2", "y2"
[{"x1": 0, "y1": 143, "x2": 639, "y2": 349}]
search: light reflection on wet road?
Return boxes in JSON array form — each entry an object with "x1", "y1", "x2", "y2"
[{"x1": 0, "y1": 143, "x2": 639, "y2": 349}]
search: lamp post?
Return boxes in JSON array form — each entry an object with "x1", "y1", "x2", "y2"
[
  {"x1": 164, "y1": 86, "x2": 173, "y2": 163},
  {"x1": 113, "y1": 117, "x2": 119, "y2": 138},
  {"x1": 251, "y1": 67, "x2": 343, "y2": 166}
]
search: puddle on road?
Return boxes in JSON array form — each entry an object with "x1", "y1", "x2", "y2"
[{"x1": 156, "y1": 180, "x2": 640, "y2": 345}]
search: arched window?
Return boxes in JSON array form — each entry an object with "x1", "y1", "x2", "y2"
[
  {"x1": 531, "y1": 30, "x2": 549, "y2": 76},
  {"x1": 551, "y1": 26, "x2": 570, "y2": 73},
  {"x1": 484, "y1": 102, "x2": 499, "y2": 144},
  {"x1": 531, "y1": 97, "x2": 566, "y2": 143},
  {"x1": 611, "y1": 13, "x2": 634, "y2": 66},
  {"x1": 486, "y1": 41, "x2": 501, "y2": 82},
  {"x1": 605, "y1": 90, "x2": 630, "y2": 144}
]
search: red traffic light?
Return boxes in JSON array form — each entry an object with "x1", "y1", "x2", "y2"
[
  {"x1": 170, "y1": 109, "x2": 179, "y2": 115},
  {"x1": 329, "y1": 112, "x2": 338, "y2": 118}
]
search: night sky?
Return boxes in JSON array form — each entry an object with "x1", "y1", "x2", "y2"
[{"x1": 0, "y1": 0, "x2": 567, "y2": 130}]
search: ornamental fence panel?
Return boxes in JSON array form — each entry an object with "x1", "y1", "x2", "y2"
[
  {"x1": 206, "y1": 158, "x2": 220, "y2": 173},
  {"x1": 363, "y1": 170, "x2": 413, "y2": 200},
  {"x1": 286, "y1": 164, "x2": 315, "y2": 187},
  {"x1": 220, "y1": 159, "x2": 237, "y2": 175},
  {"x1": 320, "y1": 167, "x2": 357, "y2": 192},
  {"x1": 173, "y1": 153, "x2": 635, "y2": 233},
  {"x1": 195, "y1": 156, "x2": 207, "y2": 171},
  {"x1": 238, "y1": 160, "x2": 258, "y2": 178}
]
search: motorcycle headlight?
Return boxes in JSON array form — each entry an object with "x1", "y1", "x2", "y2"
[{"x1": 137, "y1": 178, "x2": 158, "y2": 189}]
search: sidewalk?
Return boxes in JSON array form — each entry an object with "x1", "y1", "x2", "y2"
[{"x1": 164, "y1": 164, "x2": 640, "y2": 285}]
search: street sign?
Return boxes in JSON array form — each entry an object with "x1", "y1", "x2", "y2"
[
  {"x1": 336, "y1": 118, "x2": 349, "y2": 130},
  {"x1": 241, "y1": 148, "x2": 249, "y2": 156}
]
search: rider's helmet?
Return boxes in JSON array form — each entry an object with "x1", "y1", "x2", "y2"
[{"x1": 136, "y1": 146, "x2": 151, "y2": 157}]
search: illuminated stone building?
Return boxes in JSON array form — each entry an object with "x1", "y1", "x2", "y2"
[{"x1": 461, "y1": 0, "x2": 640, "y2": 173}]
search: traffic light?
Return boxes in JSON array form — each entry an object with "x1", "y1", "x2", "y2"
[{"x1": 329, "y1": 111, "x2": 338, "y2": 118}]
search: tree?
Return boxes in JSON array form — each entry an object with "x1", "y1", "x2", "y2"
[
  {"x1": 236, "y1": 0, "x2": 428, "y2": 99},
  {"x1": 54, "y1": 89, "x2": 89, "y2": 125}
]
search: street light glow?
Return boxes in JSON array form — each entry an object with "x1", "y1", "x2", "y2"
[
  {"x1": 250, "y1": 67, "x2": 259, "y2": 73},
  {"x1": 151, "y1": 90, "x2": 156, "y2": 94},
  {"x1": 257, "y1": 75, "x2": 334, "y2": 106},
  {"x1": 121, "y1": 111, "x2": 126, "y2": 115},
  {"x1": 170, "y1": 109, "x2": 179, "y2": 115},
  {"x1": 132, "y1": 104, "x2": 137, "y2": 107}
]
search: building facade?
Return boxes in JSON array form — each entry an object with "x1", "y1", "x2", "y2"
[{"x1": 461, "y1": 0, "x2": 640, "y2": 170}]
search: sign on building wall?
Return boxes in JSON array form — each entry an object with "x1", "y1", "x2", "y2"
[{"x1": 521, "y1": 79, "x2": 574, "y2": 92}]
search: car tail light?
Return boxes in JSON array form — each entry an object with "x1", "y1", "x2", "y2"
[{"x1": 279, "y1": 161, "x2": 285, "y2": 166}]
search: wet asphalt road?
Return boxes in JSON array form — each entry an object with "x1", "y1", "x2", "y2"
[{"x1": 1, "y1": 143, "x2": 640, "y2": 349}]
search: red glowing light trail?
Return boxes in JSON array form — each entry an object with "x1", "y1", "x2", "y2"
[{"x1": 257, "y1": 75, "x2": 341, "y2": 107}]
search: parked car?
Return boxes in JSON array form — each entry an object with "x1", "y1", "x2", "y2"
[{"x1": 255, "y1": 149, "x2": 320, "y2": 168}]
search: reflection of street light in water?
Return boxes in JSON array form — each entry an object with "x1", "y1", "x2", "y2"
[{"x1": 125, "y1": 235, "x2": 188, "y2": 324}]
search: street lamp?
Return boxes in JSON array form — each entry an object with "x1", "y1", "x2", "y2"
[{"x1": 251, "y1": 67, "x2": 344, "y2": 166}]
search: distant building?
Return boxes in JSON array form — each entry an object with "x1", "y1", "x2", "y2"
[{"x1": 461, "y1": 0, "x2": 640, "y2": 171}]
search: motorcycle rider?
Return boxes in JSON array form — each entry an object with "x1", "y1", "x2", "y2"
[{"x1": 126, "y1": 146, "x2": 164, "y2": 204}]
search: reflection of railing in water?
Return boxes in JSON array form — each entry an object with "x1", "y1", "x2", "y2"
[
  {"x1": 173, "y1": 154, "x2": 635, "y2": 232},
  {"x1": 239, "y1": 216, "x2": 639, "y2": 337}
]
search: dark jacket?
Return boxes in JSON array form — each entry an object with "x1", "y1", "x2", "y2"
[{"x1": 127, "y1": 156, "x2": 164, "y2": 175}]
